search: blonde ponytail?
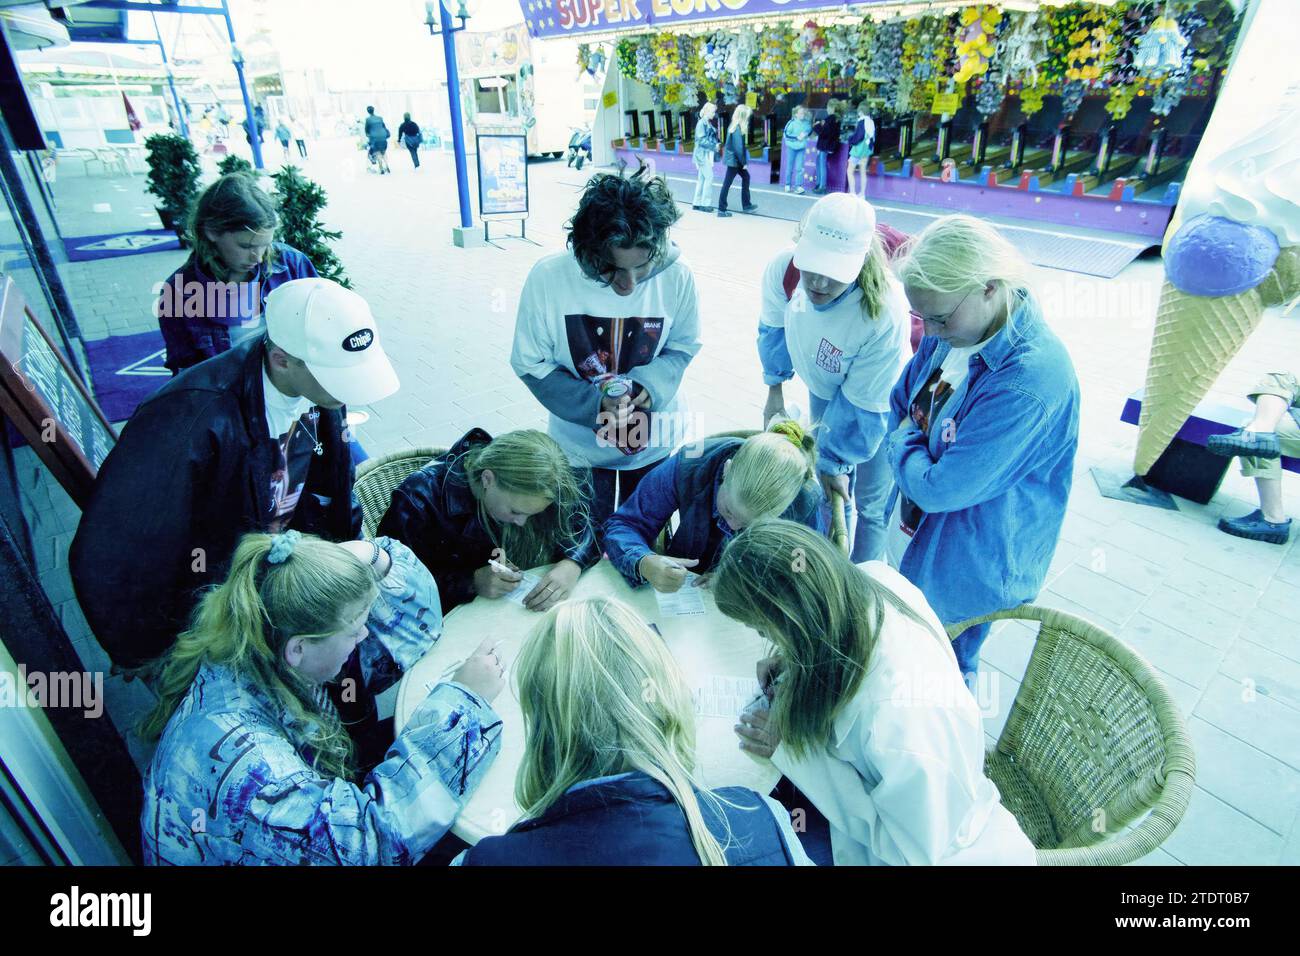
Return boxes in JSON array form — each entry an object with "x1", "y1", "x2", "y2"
[
  {"x1": 139, "y1": 533, "x2": 377, "y2": 781},
  {"x1": 723, "y1": 421, "x2": 817, "y2": 522}
]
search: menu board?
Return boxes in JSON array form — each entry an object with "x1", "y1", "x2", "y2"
[
  {"x1": 0, "y1": 277, "x2": 116, "y2": 506},
  {"x1": 476, "y1": 133, "x2": 529, "y2": 221}
]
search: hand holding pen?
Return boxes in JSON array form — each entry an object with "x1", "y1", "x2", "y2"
[{"x1": 638, "y1": 554, "x2": 700, "y2": 593}]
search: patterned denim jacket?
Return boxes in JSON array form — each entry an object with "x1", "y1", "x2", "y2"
[{"x1": 141, "y1": 537, "x2": 502, "y2": 865}]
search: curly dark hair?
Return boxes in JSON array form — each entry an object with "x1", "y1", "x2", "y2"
[{"x1": 566, "y1": 161, "x2": 681, "y2": 284}]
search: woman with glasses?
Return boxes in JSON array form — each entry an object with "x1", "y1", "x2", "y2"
[
  {"x1": 511, "y1": 165, "x2": 702, "y2": 525},
  {"x1": 884, "y1": 215, "x2": 1079, "y2": 686},
  {"x1": 758, "y1": 193, "x2": 912, "y2": 562}
]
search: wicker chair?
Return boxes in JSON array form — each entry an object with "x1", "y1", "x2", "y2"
[
  {"x1": 948, "y1": 605, "x2": 1196, "y2": 866},
  {"x1": 353, "y1": 446, "x2": 444, "y2": 539},
  {"x1": 702, "y1": 428, "x2": 849, "y2": 555}
]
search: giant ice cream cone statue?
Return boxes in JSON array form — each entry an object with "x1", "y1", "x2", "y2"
[{"x1": 1134, "y1": 87, "x2": 1300, "y2": 476}]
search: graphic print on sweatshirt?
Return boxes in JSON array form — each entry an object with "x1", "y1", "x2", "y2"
[
  {"x1": 566, "y1": 313, "x2": 664, "y2": 456},
  {"x1": 268, "y1": 410, "x2": 317, "y2": 532}
]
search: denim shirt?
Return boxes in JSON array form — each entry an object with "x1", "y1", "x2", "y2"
[
  {"x1": 694, "y1": 118, "x2": 719, "y2": 154},
  {"x1": 883, "y1": 293, "x2": 1079, "y2": 625},
  {"x1": 141, "y1": 537, "x2": 502, "y2": 865}
]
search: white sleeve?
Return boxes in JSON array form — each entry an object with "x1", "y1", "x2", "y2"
[
  {"x1": 838, "y1": 278, "x2": 912, "y2": 413},
  {"x1": 759, "y1": 248, "x2": 795, "y2": 330},
  {"x1": 510, "y1": 262, "x2": 560, "y2": 380}
]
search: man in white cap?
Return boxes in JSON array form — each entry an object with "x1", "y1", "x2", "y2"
[{"x1": 71, "y1": 278, "x2": 399, "y2": 671}]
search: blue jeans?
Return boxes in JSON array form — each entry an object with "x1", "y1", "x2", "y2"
[
  {"x1": 951, "y1": 622, "x2": 991, "y2": 677},
  {"x1": 785, "y1": 147, "x2": 805, "y2": 187},
  {"x1": 692, "y1": 147, "x2": 716, "y2": 206},
  {"x1": 811, "y1": 395, "x2": 892, "y2": 563},
  {"x1": 816, "y1": 150, "x2": 828, "y2": 190}
]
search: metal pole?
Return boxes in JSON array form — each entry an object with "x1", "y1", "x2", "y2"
[
  {"x1": 438, "y1": 1, "x2": 472, "y2": 229},
  {"x1": 152, "y1": 11, "x2": 188, "y2": 139},
  {"x1": 220, "y1": 0, "x2": 263, "y2": 169}
]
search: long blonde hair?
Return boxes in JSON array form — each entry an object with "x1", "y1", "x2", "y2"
[
  {"x1": 723, "y1": 420, "x2": 817, "y2": 520},
  {"x1": 461, "y1": 429, "x2": 592, "y2": 570},
  {"x1": 139, "y1": 533, "x2": 377, "y2": 781},
  {"x1": 514, "y1": 597, "x2": 731, "y2": 865},
  {"x1": 895, "y1": 213, "x2": 1032, "y2": 319},
  {"x1": 728, "y1": 105, "x2": 752, "y2": 134},
  {"x1": 713, "y1": 520, "x2": 947, "y2": 759},
  {"x1": 699, "y1": 102, "x2": 717, "y2": 121}
]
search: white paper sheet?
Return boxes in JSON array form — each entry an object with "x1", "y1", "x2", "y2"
[
  {"x1": 654, "y1": 574, "x2": 706, "y2": 617},
  {"x1": 693, "y1": 674, "x2": 763, "y2": 719},
  {"x1": 503, "y1": 571, "x2": 543, "y2": 608}
]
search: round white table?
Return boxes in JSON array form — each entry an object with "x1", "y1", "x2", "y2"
[{"x1": 395, "y1": 560, "x2": 780, "y2": 844}]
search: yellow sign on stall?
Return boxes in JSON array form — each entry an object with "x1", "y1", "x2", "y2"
[
  {"x1": 745, "y1": 91, "x2": 758, "y2": 108},
  {"x1": 931, "y1": 92, "x2": 960, "y2": 115},
  {"x1": 602, "y1": 90, "x2": 618, "y2": 109}
]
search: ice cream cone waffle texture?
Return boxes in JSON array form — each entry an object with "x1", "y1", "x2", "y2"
[{"x1": 1134, "y1": 247, "x2": 1300, "y2": 475}]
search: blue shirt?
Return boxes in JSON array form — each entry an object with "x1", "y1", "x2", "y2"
[
  {"x1": 883, "y1": 292, "x2": 1079, "y2": 625},
  {"x1": 783, "y1": 118, "x2": 811, "y2": 150},
  {"x1": 156, "y1": 242, "x2": 318, "y2": 374}
]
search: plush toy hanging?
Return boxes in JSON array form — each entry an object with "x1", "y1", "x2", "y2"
[
  {"x1": 953, "y1": 4, "x2": 1001, "y2": 84},
  {"x1": 1002, "y1": 10, "x2": 1050, "y2": 89},
  {"x1": 634, "y1": 37, "x2": 656, "y2": 86},
  {"x1": 1134, "y1": 7, "x2": 1188, "y2": 75}
]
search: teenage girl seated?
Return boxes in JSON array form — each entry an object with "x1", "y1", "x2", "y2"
[
  {"x1": 713, "y1": 520, "x2": 1036, "y2": 866},
  {"x1": 140, "y1": 531, "x2": 505, "y2": 865},
  {"x1": 603, "y1": 420, "x2": 825, "y2": 593},
  {"x1": 457, "y1": 596, "x2": 812, "y2": 865},
  {"x1": 378, "y1": 428, "x2": 598, "y2": 614}
]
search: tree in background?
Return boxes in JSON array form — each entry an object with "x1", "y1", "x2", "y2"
[
  {"x1": 216, "y1": 154, "x2": 254, "y2": 177},
  {"x1": 271, "y1": 165, "x2": 351, "y2": 289}
]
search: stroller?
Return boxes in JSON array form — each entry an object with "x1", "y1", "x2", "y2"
[{"x1": 566, "y1": 125, "x2": 592, "y2": 169}]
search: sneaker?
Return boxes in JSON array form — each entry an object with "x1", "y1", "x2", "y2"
[
  {"x1": 784, "y1": 185, "x2": 791, "y2": 192},
  {"x1": 795, "y1": 186, "x2": 805, "y2": 194},
  {"x1": 1218, "y1": 509, "x2": 1292, "y2": 545},
  {"x1": 742, "y1": 203, "x2": 759, "y2": 213},
  {"x1": 717, "y1": 210, "x2": 733, "y2": 217},
  {"x1": 1206, "y1": 428, "x2": 1281, "y2": 459}
]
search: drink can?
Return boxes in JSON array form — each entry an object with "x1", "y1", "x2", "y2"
[{"x1": 599, "y1": 376, "x2": 632, "y2": 400}]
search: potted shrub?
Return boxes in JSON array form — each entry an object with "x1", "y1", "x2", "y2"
[
  {"x1": 271, "y1": 165, "x2": 351, "y2": 288},
  {"x1": 216, "y1": 154, "x2": 254, "y2": 177},
  {"x1": 143, "y1": 132, "x2": 201, "y2": 241}
]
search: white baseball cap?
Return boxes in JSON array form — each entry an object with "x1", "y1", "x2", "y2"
[
  {"x1": 793, "y1": 193, "x2": 878, "y2": 284},
  {"x1": 264, "y1": 278, "x2": 399, "y2": 407}
]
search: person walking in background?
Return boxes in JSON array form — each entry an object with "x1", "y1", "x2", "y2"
[
  {"x1": 364, "y1": 105, "x2": 391, "y2": 175},
  {"x1": 846, "y1": 101, "x2": 876, "y2": 200},
  {"x1": 290, "y1": 117, "x2": 308, "y2": 159},
  {"x1": 811, "y1": 100, "x2": 843, "y2": 194},
  {"x1": 782, "y1": 106, "x2": 812, "y2": 194},
  {"x1": 397, "y1": 113, "x2": 422, "y2": 169},
  {"x1": 691, "y1": 103, "x2": 720, "y2": 212},
  {"x1": 274, "y1": 119, "x2": 291, "y2": 159},
  {"x1": 717, "y1": 105, "x2": 758, "y2": 218}
]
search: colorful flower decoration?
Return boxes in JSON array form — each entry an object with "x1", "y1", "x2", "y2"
[
  {"x1": 1108, "y1": 1, "x2": 1153, "y2": 86},
  {"x1": 1061, "y1": 79, "x2": 1087, "y2": 118},
  {"x1": 654, "y1": 32, "x2": 681, "y2": 84},
  {"x1": 953, "y1": 4, "x2": 1001, "y2": 84},
  {"x1": 1065, "y1": 4, "x2": 1116, "y2": 85},
  {"x1": 854, "y1": 16, "x2": 877, "y2": 83},
  {"x1": 634, "y1": 37, "x2": 656, "y2": 86},
  {"x1": 615, "y1": 37, "x2": 638, "y2": 81}
]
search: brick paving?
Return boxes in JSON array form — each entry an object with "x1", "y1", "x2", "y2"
[{"x1": 17, "y1": 134, "x2": 1300, "y2": 864}]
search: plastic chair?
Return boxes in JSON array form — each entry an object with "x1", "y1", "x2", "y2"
[
  {"x1": 354, "y1": 446, "x2": 444, "y2": 539},
  {"x1": 948, "y1": 604, "x2": 1196, "y2": 865}
]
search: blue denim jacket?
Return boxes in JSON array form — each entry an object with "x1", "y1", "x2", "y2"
[
  {"x1": 141, "y1": 537, "x2": 502, "y2": 865},
  {"x1": 884, "y1": 292, "x2": 1079, "y2": 625}
]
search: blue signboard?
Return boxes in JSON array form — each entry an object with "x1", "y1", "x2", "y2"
[{"x1": 519, "y1": 0, "x2": 893, "y2": 40}]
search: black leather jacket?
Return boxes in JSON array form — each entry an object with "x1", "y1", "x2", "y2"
[
  {"x1": 377, "y1": 428, "x2": 600, "y2": 614},
  {"x1": 69, "y1": 337, "x2": 361, "y2": 667}
]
